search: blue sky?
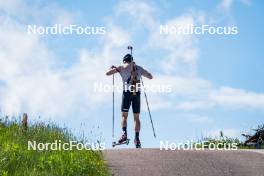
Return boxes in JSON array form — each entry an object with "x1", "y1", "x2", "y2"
[{"x1": 0, "y1": 0, "x2": 263, "y2": 148}]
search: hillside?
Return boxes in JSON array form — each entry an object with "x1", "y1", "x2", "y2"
[{"x1": 0, "y1": 117, "x2": 109, "y2": 176}]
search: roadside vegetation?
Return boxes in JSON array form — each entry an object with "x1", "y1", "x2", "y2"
[
  {"x1": 0, "y1": 116, "x2": 110, "y2": 176},
  {"x1": 195, "y1": 130, "x2": 264, "y2": 149}
]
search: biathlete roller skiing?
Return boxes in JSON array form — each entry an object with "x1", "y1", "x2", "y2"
[{"x1": 106, "y1": 46, "x2": 155, "y2": 148}]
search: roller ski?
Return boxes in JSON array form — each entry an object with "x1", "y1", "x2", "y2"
[{"x1": 112, "y1": 134, "x2": 130, "y2": 147}]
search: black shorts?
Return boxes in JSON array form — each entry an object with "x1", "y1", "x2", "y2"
[{"x1": 121, "y1": 91, "x2": 140, "y2": 113}]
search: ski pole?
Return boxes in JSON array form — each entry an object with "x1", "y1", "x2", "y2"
[
  {"x1": 112, "y1": 74, "x2": 115, "y2": 138},
  {"x1": 140, "y1": 76, "x2": 156, "y2": 138}
]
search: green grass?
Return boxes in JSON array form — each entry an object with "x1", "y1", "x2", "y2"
[
  {"x1": 194, "y1": 131, "x2": 264, "y2": 149},
  {"x1": 0, "y1": 117, "x2": 110, "y2": 176}
]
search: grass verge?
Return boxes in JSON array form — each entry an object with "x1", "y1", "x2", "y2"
[{"x1": 0, "y1": 117, "x2": 110, "y2": 176}]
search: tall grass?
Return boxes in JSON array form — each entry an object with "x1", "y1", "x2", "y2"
[
  {"x1": 0, "y1": 117, "x2": 110, "y2": 176},
  {"x1": 195, "y1": 131, "x2": 264, "y2": 149}
]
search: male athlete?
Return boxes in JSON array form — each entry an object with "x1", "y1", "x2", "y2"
[{"x1": 106, "y1": 54, "x2": 153, "y2": 148}]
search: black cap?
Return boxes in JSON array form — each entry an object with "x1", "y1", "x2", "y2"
[{"x1": 123, "y1": 54, "x2": 133, "y2": 63}]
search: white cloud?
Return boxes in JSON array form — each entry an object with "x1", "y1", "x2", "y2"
[
  {"x1": 0, "y1": 0, "x2": 262, "y2": 122},
  {"x1": 110, "y1": 0, "x2": 263, "y2": 112},
  {"x1": 240, "y1": 0, "x2": 252, "y2": 6},
  {"x1": 176, "y1": 101, "x2": 214, "y2": 110},
  {"x1": 209, "y1": 87, "x2": 264, "y2": 109},
  {"x1": 115, "y1": 1, "x2": 202, "y2": 76},
  {"x1": 0, "y1": 35, "x2": 60, "y2": 117},
  {"x1": 0, "y1": 0, "x2": 26, "y2": 16},
  {"x1": 151, "y1": 15, "x2": 199, "y2": 75},
  {"x1": 218, "y1": 0, "x2": 252, "y2": 14},
  {"x1": 172, "y1": 86, "x2": 264, "y2": 111},
  {"x1": 0, "y1": 0, "x2": 131, "y2": 119},
  {"x1": 115, "y1": 0, "x2": 156, "y2": 28},
  {"x1": 139, "y1": 75, "x2": 212, "y2": 111},
  {"x1": 105, "y1": 24, "x2": 130, "y2": 47},
  {"x1": 219, "y1": 0, "x2": 233, "y2": 12},
  {"x1": 0, "y1": 0, "x2": 75, "y2": 25},
  {"x1": 184, "y1": 114, "x2": 211, "y2": 123},
  {"x1": 148, "y1": 75, "x2": 212, "y2": 94},
  {"x1": 0, "y1": 17, "x2": 72, "y2": 117}
]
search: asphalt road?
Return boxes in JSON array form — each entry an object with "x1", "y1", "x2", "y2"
[{"x1": 103, "y1": 149, "x2": 264, "y2": 176}]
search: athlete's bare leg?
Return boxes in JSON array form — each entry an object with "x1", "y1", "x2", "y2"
[
  {"x1": 122, "y1": 112, "x2": 128, "y2": 129},
  {"x1": 133, "y1": 113, "x2": 140, "y2": 132}
]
